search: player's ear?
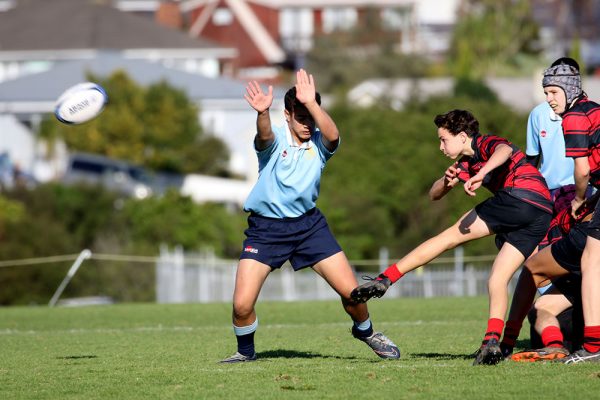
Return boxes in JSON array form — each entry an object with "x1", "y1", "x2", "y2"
[{"x1": 284, "y1": 109, "x2": 291, "y2": 122}]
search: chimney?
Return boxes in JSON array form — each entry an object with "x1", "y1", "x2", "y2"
[{"x1": 155, "y1": 1, "x2": 183, "y2": 29}]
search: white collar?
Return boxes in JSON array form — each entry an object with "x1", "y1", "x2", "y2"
[
  {"x1": 548, "y1": 108, "x2": 562, "y2": 121},
  {"x1": 285, "y1": 124, "x2": 313, "y2": 149}
]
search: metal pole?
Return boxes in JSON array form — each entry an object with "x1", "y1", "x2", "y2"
[{"x1": 48, "y1": 249, "x2": 92, "y2": 307}]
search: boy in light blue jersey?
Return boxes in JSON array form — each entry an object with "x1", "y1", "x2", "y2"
[
  {"x1": 220, "y1": 69, "x2": 400, "y2": 363},
  {"x1": 526, "y1": 101, "x2": 574, "y2": 194}
]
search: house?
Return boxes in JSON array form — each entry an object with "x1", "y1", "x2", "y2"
[
  {"x1": 180, "y1": 0, "x2": 460, "y2": 79},
  {"x1": 0, "y1": 53, "x2": 286, "y2": 182},
  {"x1": 0, "y1": 0, "x2": 237, "y2": 82}
]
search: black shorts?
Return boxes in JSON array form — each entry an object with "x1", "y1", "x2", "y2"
[
  {"x1": 589, "y1": 198, "x2": 600, "y2": 240},
  {"x1": 240, "y1": 208, "x2": 342, "y2": 270},
  {"x1": 551, "y1": 274, "x2": 582, "y2": 309},
  {"x1": 475, "y1": 191, "x2": 552, "y2": 258},
  {"x1": 551, "y1": 222, "x2": 590, "y2": 273}
]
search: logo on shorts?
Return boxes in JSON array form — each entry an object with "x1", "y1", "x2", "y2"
[
  {"x1": 244, "y1": 246, "x2": 258, "y2": 254},
  {"x1": 282, "y1": 150, "x2": 288, "y2": 158},
  {"x1": 540, "y1": 130, "x2": 547, "y2": 138}
]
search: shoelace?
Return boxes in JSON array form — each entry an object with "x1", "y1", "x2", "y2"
[{"x1": 360, "y1": 275, "x2": 379, "y2": 281}]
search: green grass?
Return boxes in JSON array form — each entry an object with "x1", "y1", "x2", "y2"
[{"x1": 2, "y1": 297, "x2": 600, "y2": 399}]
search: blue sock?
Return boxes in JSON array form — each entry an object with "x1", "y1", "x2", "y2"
[
  {"x1": 234, "y1": 319, "x2": 258, "y2": 356},
  {"x1": 353, "y1": 318, "x2": 373, "y2": 338}
]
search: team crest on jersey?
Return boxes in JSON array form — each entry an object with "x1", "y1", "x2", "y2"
[
  {"x1": 541, "y1": 130, "x2": 547, "y2": 138},
  {"x1": 244, "y1": 246, "x2": 258, "y2": 254},
  {"x1": 281, "y1": 150, "x2": 288, "y2": 158}
]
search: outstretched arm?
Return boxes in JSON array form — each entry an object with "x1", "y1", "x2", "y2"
[
  {"x1": 244, "y1": 80, "x2": 274, "y2": 151},
  {"x1": 464, "y1": 144, "x2": 513, "y2": 196},
  {"x1": 294, "y1": 69, "x2": 340, "y2": 151}
]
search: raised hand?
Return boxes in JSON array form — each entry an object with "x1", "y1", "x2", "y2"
[
  {"x1": 244, "y1": 80, "x2": 273, "y2": 113},
  {"x1": 295, "y1": 69, "x2": 317, "y2": 106}
]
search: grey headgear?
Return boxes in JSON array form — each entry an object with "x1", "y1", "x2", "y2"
[{"x1": 542, "y1": 63, "x2": 582, "y2": 106}]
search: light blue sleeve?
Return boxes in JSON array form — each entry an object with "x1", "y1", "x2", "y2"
[
  {"x1": 255, "y1": 127, "x2": 282, "y2": 170},
  {"x1": 525, "y1": 106, "x2": 541, "y2": 156},
  {"x1": 313, "y1": 130, "x2": 339, "y2": 162}
]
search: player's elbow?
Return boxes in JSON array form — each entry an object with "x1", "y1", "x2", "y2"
[{"x1": 429, "y1": 186, "x2": 447, "y2": 201}]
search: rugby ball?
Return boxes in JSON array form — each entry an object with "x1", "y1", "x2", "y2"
[{"x1": 54, "y1": 82, "x2": 107, "y2": 124}]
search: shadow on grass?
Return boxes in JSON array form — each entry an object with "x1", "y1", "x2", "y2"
[
  {"x1": 411, "y1": 352, "x2": 474, "y2": 360},
  {"x1": 257, "y1": 349, "x2": 359, "y2": 361},
  {"x1": 56, "y1": 355, "x2": 98, "y2": 360},
  {"x1": 412, "y1": 339, "x2": 533, "y2": 361}
]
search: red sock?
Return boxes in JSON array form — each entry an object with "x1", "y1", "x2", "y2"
[
  {"x1": 482, "y1": 318, "x2": 504, "y2": 346},
  {"x1": 583, "y1": 326, "x2": 600, "y2": 353},
  {"x1": 541, "y1": 326, "x2": 564, "y2": 348},
  {"x1": 381, "y1": 264, "x2": 404, "y2": 283},
  {"x1": 501, "y1": 320, "x2": 522, "y2": 348}
]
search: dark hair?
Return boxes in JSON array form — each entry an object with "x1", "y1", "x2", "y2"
[
  {"x1": 284, "y1": 87, "x2": 321, "y2": 112},
  {"x1": 551, "y1": 57, "x2": 580, "y2": 72},
  {"x1": 434, "y1": 109, "x2": 480, "y2": 137}
]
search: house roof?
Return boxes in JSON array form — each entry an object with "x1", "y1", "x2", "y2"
[
  {"x1": 181, "y1": 0, "x2": 415, "y2": 9},
  {"x1": 0, "y1": 53, "x2": 286, "y2": 113},
  {"x1": 0, "y1": 0, "x2": 227, "y2": 52},
  {"x1": 187, "y1": 0, "x2": 285, "y2": 64}
]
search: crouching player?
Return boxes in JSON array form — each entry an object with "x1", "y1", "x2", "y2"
[
  {"x1": 351, "y1": 109, "x2": 552, "y2": 365},
  {"x1": 506, "y1": 190, "x2": 598, "y2": 362}
]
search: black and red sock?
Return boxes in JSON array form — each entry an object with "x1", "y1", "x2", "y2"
[
  {"x1": 541, "y1": 326, "x2": 564, "y2": 348},
  {"x1": 500, "y1": 320, "x2": 522, "y2": 349},
  {"x1": 583, "y1": 325, "x2": 600, "y2": 353}
]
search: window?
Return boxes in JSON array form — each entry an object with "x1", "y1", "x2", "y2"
[
  {"x1": 279, "y1": 8, "x2": 314, "y2": 52},
  {"x1": 322, "y1": 7, "x2": 357, "y2": 33},
  {"x1": 212, "y1": 8, "x2": 233, "y2": 26}
]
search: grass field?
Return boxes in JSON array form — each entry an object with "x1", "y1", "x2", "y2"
[{"x1": 2, "y1": 297, "x2": 600, "y2": 399}]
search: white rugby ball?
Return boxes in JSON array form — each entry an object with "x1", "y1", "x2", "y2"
[{"x1": 54, "y1": 82, "x2": 107, "y2": 124}]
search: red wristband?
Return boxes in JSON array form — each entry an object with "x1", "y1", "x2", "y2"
[{"x1": 382, "y1": 264, "x2": 404, "y2": 283}]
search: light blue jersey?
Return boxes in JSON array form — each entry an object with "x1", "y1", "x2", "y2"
[
  {"x1": 526, "y1": 101, "x2": 574, "y2": 190},
  {"x1": 243, "y1": 124, "x2": 337, "y2": 218}
]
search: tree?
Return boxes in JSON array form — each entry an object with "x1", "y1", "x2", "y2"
[
  {"x1": 39, "y1": 71, "x2": 230, "y2": 175},
  {"x1": 306, "y1": 7, "x2": 430, "y2": 93},
  {"x1": 323, "y1": 92, "x2": 528, "y2": 260},
  {"x1": 450, "y1": 0, "x2": 541, "y2": 79}
]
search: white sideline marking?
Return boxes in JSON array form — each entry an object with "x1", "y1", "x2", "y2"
[{"x1": 0, "y1": 320, "x2": 476, "y2": 336}]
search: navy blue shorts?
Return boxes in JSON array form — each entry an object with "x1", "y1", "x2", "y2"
[
  {"x1": 475, "y1": 191, "x2": 552, "y2": 258},
  {"x1": 239, "y1": 208, "x2": 342, "y2": 270}
]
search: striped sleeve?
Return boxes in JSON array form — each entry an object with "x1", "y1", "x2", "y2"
[
  {"x1": 563, "y1": 112, "x2": 590, "y2": 158},
  {"x1": 456, "y1": 159, "x2": 471, "y2": 182}
]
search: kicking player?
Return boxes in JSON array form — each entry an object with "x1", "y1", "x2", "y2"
[
  {"x1": 220, "y1": 69, "x2": 400, "y2": 363},
  {"x1": 351, "y1": 109, "x2": 552, "y2": 365}
]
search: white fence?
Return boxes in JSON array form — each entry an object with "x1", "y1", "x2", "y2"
[{"x1": 156, "y1": 246, "x2": 515, "y2": 304}]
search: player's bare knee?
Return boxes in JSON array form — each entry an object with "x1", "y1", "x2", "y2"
[{"x1": 232, "y1": 302, "x2": 254, "y2": 320}]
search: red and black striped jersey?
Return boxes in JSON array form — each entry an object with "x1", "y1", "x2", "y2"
[
  {"x1": 456, "y1": 134, "x2": 553, "y2": 214},
  {"x1": 562, "y1": 97, "x2": 600, "y2": 187},
  {"x1": 539, "y1": 190, "x2": 598, "y2": 248}
]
